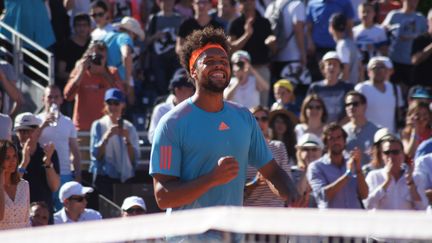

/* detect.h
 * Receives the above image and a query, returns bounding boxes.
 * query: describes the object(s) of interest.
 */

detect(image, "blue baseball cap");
[104,88,125,102]
[409,86,432,99]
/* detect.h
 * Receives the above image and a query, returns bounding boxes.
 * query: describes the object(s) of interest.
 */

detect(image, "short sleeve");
[247,112,273,169]
[117,33,133,49]
[149,117,182,177]
[291,2,306,23]
[337,41,351,64]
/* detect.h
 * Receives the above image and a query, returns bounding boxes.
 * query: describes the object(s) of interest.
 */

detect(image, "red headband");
[189,43,227,73]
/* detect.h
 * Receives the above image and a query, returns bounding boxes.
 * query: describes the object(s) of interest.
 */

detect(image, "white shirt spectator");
[91,23,115,40]
[54,208,102,224]
[266,0,306,62]
[354,80,403,133]
[148,95,175,143]
[364,168,428,210]
[414,154,432,193]
[353,24,388,58]
[224,76,260,109]
[37,113,78,176]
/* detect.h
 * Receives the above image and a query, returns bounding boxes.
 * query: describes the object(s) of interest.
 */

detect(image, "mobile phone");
[117,117,124,129]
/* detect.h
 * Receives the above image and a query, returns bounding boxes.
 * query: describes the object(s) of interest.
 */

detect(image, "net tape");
[0,207,431,243]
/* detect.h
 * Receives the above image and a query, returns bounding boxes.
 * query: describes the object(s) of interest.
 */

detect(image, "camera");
[90,53,103,65]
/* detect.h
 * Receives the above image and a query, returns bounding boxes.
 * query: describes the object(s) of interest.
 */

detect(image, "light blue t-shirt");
[150,98,273,211]
[103,32,133,80]
[382,10,427,64]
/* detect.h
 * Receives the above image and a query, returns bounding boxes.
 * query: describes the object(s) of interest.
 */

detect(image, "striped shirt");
[244,140,293,207]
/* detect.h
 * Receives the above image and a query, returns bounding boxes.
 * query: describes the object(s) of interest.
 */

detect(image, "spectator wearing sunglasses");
[89,89,139,200]
[224,50,269,109]
[294,94,327,141]
[121,196,146,217]
[291,133,324,208]
[90,0,115,41]
[343,91,379,166]
[54,181,102,224]
[363,135,428,210]
[244,106,293,207]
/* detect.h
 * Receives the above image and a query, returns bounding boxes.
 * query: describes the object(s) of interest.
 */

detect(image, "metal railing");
[0,21,54,113]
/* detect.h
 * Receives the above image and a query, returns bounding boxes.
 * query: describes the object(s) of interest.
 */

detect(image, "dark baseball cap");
[169,68,194,90]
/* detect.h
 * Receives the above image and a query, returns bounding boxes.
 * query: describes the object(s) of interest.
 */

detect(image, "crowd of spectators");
[0,0,432,233]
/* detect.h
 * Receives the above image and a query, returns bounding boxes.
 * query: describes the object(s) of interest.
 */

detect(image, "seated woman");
[291,133,324,208]
[269,109,298,160]
[244,106,292,207]
[89,88,140,200]
[270,79,299,116]
[363,128,393,176]
[0,140,30,230]
[294,94,327,141]
[401,101,432,160]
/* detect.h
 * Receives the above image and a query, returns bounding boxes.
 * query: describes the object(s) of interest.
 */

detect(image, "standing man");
[307,123,369,209]
[343,91,379,166]
[229,0,274,105]
[355,57,404,133]
[382,0,427,88]
[37,85,81,210]
[411,9,432,87]
[103,16,145,104]
[150,27,299,217]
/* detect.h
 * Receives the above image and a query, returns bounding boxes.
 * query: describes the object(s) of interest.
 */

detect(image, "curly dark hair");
[178,27,230,76]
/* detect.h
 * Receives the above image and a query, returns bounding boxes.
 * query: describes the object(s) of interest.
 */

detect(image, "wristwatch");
[44,164,53,169]
[344,169,352,177]
[18,167,27,174]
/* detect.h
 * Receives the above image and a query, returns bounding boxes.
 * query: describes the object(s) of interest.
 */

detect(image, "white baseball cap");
[59,181,94,202]
[322,51,341,62]
[14,112,42,131]
[296,133,324,150]
[367,56,392,70]
[373,128,394,144]
[121,196,147,211]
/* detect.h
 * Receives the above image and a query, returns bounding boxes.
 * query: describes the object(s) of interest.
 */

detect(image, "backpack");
[265,0,298,51]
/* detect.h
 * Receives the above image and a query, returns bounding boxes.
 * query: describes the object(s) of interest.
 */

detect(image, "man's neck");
[372,79,386,91]
[329,153,344,167]
[196,14,211,26]
[324,78,338,86]
[362,21,373,29]
[192,92,224,113]
[65,209,81,222]
[351,116,367,128]
[72,35,89,46]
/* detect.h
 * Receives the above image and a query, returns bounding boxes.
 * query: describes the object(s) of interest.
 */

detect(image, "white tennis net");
[0,207,431,242]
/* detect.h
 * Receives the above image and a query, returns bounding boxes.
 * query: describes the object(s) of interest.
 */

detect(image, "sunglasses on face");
[255,116,269,122]
[345,101,362,108]
[106,100,121,106]
[307,105,322,110]
[91,12,105,18]
[382,149,401,156]
[125,207,145,214]
[68,196,86,202]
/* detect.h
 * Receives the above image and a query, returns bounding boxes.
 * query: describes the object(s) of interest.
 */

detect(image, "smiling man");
[150,27,299,218]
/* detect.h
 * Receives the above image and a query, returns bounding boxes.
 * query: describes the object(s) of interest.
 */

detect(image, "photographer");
[89,89,139,200]
[64,41,124,132]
